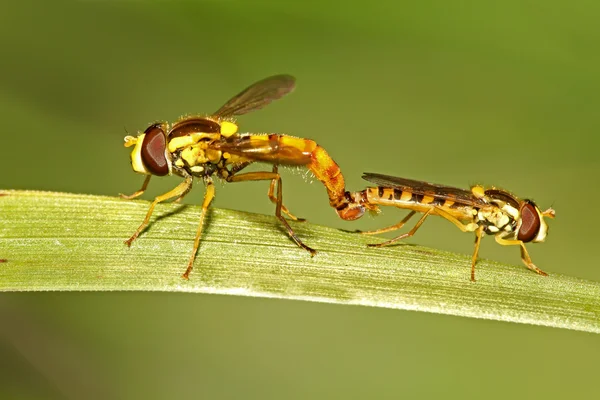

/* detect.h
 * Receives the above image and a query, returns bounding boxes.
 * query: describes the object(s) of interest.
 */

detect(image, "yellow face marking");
[220,121,238,138]
[127,134,149,175]
[190,165,204,173]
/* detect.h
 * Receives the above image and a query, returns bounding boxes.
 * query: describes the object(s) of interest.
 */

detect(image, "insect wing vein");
[362,172,487,206]
[216,137,312,166]
[213,75,296,118]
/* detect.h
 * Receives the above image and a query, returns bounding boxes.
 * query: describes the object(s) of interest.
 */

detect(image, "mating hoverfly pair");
[122,75,555,281]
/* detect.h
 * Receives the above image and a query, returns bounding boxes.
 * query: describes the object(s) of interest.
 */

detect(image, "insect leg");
[367,208,433,247]
[520,245,548,276]
[125,176,193,247]
[173,175,199,204]
[182,177,216,280]
[360,211,417,235]
[494,236,548,276]
[227,161,253,176]
[267,165,304,221]
[227,171,316,255]
[470,225,485,282]
[432,207,479,233]
[120,175,152,200]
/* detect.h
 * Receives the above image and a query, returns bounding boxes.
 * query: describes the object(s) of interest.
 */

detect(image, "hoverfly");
[348,173,555,281]
[122,75,365,279]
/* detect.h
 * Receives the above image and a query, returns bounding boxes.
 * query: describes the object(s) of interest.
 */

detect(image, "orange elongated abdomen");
[216,134,366,220]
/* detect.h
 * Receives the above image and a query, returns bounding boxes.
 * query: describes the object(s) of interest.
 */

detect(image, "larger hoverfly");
[122,75,365,279]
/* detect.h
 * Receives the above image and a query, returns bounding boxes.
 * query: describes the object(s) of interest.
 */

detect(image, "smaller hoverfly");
[350,173,555,281]
[122,75,364,279]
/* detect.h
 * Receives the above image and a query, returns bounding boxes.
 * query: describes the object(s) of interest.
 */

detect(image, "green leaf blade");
[1,190,599,333]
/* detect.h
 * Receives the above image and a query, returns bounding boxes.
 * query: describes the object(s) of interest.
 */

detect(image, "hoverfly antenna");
[124,136,137,147]
[542,206,556,219]
[542,199,556,219]
[123,126,138,147]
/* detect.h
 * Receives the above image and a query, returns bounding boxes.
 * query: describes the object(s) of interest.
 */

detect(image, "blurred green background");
[1,0,599,398]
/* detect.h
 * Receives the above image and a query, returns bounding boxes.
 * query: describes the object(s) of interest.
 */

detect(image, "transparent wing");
[213,75,296,118]
[362,172,487,206]
[215,136,312,166]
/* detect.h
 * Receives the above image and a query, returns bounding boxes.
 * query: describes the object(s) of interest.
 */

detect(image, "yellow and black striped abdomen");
[365,187,476,220]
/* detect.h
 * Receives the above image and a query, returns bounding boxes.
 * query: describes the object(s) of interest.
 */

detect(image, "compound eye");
[141,124,169,176]
[517,202,541,243]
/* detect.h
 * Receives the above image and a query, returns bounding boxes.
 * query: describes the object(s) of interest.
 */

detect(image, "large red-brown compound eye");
[141,124,169,176]
[517,201,541,243]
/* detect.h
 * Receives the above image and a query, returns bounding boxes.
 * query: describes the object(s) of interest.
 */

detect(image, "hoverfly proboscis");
[347,173,555,281]
[122,75,366,279]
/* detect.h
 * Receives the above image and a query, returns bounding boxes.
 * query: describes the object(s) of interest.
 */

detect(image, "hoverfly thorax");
[124,123,171,176]
[517,200,549,243]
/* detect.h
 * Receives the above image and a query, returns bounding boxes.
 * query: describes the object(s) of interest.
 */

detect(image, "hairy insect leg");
[125,177,193,247]
[495,236,548,276]
[470,225,485,282]
[267,165,304,221]
[360,211,417,235]
[120,175,152,200]
[367,209,433,248]
[227,170,316,255]
[182,178,216,280]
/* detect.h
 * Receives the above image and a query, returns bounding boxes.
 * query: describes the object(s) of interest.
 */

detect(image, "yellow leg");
[361,211,417,235]
[120,175,151,200]
[495,236,548,276]
[267,165,304,221]
[433,207,479,233]
[367,209,433,248]
[182,178,216,280]
[470,225,485,282]
[173,182,195,204]
[172,179,194,204]
[125,177,193,247]
[228,170,316,255]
